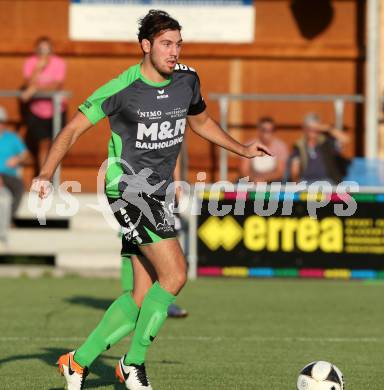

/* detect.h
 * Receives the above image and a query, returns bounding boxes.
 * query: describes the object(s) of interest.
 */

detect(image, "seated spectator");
[290,113,350,184]
[21,36,66,176]
[0,106,28,220]
[239,116,289,183]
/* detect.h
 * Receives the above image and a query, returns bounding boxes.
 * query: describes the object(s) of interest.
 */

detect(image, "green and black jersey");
[79,63,206,197]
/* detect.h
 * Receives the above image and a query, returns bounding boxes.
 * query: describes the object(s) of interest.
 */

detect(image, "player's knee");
[159,268,187,295]
[174,269,187,291]
[175,259,188,288]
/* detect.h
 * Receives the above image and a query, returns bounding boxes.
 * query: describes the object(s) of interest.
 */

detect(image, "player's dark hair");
[138,10,182,43]
[258,116,275,128]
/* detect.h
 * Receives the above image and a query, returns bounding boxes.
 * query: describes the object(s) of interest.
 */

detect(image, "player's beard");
[150,53,175,78]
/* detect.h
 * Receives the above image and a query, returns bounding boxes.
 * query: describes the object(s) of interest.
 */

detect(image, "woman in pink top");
[21,37,66,176]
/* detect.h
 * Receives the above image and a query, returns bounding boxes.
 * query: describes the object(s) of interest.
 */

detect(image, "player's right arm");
[31,69,131,198]
[31,112,93,198]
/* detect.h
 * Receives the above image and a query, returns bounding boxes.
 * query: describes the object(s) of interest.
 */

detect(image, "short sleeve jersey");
[79,63,206,198]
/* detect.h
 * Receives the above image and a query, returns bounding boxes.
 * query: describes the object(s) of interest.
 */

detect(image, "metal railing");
[209,93,365,181]
[0,90,71,188]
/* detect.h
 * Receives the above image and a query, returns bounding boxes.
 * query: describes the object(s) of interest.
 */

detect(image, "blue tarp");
[344,158,384,186]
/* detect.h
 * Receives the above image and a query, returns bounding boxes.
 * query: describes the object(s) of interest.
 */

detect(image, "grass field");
[0,276,383,389]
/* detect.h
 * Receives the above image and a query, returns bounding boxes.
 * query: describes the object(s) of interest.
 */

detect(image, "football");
[297,361,345,390]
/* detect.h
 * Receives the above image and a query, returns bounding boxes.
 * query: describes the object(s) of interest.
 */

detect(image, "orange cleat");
[57,351,89,390]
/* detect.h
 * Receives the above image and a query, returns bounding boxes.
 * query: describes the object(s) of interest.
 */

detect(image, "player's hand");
[244,142,272,159]
[6,156,20,168]
[31,176,53,199]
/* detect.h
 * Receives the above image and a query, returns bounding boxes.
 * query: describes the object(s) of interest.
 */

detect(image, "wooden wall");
[379,0,384,158]
[0,0,365,190]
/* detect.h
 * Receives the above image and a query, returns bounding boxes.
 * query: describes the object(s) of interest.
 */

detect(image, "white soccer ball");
[297,361,345,390]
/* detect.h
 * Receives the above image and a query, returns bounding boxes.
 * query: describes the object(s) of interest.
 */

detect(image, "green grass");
[0,276,383,389]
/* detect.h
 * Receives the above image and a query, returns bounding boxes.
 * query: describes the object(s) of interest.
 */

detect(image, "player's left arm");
[187,110,271,159]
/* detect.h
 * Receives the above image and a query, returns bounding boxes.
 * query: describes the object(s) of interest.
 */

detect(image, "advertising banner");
[197,192,384,279]
[69,0,255,43]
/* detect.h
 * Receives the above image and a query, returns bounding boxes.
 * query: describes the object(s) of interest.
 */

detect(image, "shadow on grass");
[65,296,189,320]
[0,346,183,389]
[66,296,112,311]
[0,347,122,389]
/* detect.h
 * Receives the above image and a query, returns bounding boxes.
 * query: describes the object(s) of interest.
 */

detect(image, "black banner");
[197,198,384,270]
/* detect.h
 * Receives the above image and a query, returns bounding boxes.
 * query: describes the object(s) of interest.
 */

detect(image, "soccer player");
[31,10,270,390]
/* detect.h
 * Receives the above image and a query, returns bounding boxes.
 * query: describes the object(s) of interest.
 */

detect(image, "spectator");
[21,36,66,176]
[290,113,350,184]
[0,106,28,220]
[239,116,289,183]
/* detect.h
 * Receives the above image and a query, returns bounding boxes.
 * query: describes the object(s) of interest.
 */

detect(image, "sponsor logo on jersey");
[136,137,184,150]
[165,107,188,118]
[157,89,169,99]
[137,109,162,120]
[136,118,186,150]
[137,119,186,141]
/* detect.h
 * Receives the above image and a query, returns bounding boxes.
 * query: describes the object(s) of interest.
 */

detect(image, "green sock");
[124,282,176,365]
[74,292,139,367]
[121,256,134,292]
